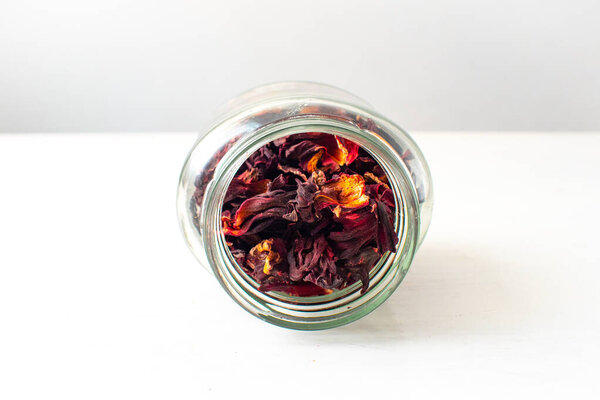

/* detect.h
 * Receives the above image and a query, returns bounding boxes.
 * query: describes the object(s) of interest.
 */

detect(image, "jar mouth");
[198,115,421,330]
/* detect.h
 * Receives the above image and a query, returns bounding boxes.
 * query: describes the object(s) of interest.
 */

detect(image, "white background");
[0,132,599,398]
[1,0,599,132]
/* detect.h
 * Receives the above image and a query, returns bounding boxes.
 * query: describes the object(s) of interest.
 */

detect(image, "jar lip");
[215,81,373,124]
[194,114,421,330]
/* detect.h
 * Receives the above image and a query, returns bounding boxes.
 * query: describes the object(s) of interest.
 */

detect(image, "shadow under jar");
[177,82,433,330]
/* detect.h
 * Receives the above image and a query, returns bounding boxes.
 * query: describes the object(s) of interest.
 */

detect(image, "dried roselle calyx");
[343,247,381,294]
[314,174,370,211]
[221,132,398,296]
[222,190,296,236]
[294,175,320,223]
[328,206,378,259]
[223,168,270,204]
[287,235,342,287]
[245,238,287,280]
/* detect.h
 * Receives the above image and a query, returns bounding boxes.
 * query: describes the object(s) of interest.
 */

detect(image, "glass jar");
[177,82,432,330]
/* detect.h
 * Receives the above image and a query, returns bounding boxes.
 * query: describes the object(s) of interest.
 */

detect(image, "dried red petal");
[243,146,278,176]
[288,236,328,281]
[246,238,287,280]
[341,138,359,164]
[229,248,246,268]
[367,183,396,210]
[226,190,294,229]
[344,247,381,294]
[314,174,370,210]
[295,177,320,223]
[224,178,270,204]
[277,164,308,181]
[303,245,343,289]
[222,206,291,237]
[329,205,378,259]
[287,236,343,289]
[300,134,357,172]
[285,140,326,173]
[374,200,397,254]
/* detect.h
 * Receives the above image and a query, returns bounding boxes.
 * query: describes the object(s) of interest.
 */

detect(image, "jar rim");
[192,114,421,330]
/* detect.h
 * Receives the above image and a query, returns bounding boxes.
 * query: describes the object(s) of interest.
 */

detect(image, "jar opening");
[219,130,401,304]
[194,115,420,329]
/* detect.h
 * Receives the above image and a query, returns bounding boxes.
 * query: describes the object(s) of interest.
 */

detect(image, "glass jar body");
[177,82,432,330]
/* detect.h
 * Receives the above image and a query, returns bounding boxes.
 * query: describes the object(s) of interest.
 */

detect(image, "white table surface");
[0,132,599,399]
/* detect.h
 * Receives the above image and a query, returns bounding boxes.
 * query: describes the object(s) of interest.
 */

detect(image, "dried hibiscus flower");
[221,132,398,296]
